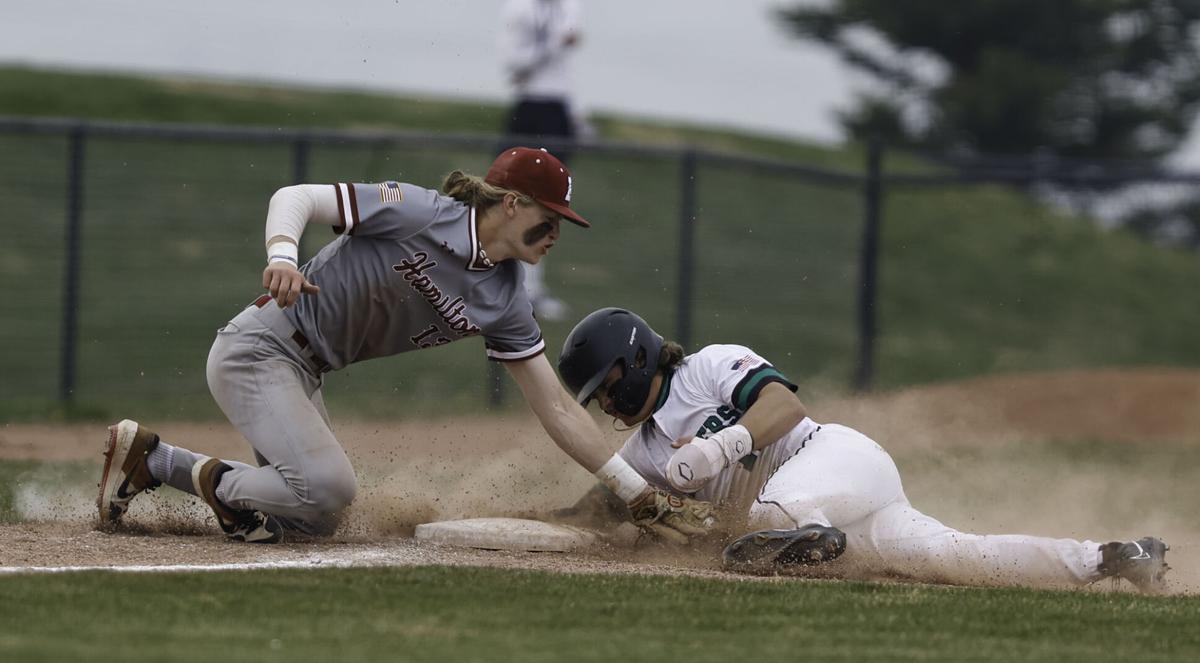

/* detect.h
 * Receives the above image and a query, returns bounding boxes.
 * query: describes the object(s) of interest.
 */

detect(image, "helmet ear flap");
[612,346,658,416]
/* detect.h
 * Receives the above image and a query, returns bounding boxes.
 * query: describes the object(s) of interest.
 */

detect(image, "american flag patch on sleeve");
[378,181,404,204]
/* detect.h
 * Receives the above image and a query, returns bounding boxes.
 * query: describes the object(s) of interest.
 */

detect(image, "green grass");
[878,186,1200,386]
[2,65,1199,420]
[0,66,879,169]
[0,67,505,135]
[0,565,1196,663]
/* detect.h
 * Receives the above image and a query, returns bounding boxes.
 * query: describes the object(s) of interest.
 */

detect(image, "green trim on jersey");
[731,366,796,412]
[651,370,674,413]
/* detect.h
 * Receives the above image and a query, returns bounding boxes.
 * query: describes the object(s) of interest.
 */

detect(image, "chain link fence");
[2,117,1197,421]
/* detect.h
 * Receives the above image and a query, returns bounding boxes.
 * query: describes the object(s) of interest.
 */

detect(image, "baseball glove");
[628,488,718,545]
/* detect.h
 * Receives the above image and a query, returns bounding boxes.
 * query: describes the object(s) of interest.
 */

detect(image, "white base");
[414,517,598,552]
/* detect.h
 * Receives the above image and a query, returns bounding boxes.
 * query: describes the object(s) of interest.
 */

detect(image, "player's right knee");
[302,465,358,514]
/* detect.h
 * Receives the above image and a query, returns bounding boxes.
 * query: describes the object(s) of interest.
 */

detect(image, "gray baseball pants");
[157,298,356,536]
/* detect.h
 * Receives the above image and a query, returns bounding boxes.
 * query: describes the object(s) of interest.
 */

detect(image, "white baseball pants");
[747,424,1103,588]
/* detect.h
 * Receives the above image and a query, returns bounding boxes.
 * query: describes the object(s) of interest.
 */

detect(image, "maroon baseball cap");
[484,147,590,228]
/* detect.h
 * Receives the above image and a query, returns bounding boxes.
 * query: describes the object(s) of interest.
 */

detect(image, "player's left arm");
[735,383,807,451]
[665,354,804,493]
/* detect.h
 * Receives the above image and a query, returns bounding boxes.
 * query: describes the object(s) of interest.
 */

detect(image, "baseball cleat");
[192,458,282,544]
[722,524,847,573]
[97,419,162,524]
[1098,537,1170,594]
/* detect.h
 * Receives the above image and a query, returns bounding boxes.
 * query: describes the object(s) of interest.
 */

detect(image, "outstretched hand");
[262,262,320,308]
[627,487,719,545]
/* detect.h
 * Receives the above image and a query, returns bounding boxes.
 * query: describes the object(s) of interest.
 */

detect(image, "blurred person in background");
[498,0,584,322]
[97,148,715,546]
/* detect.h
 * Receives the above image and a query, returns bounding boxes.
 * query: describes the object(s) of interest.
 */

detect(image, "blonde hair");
[441,170,532,211]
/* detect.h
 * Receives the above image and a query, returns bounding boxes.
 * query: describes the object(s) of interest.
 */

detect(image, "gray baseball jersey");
[283,181,545,370]
[140,180,545,538]
[618,344,813,506]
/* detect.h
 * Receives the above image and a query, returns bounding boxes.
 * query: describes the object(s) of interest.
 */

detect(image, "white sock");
[146,442,175,483]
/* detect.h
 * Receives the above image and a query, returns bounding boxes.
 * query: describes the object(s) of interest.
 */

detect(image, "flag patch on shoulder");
[379,181,404,203]
[731,355,754,371]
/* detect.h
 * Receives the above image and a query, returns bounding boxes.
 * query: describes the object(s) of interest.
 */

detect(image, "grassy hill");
[1,65,1198,421]
[0,66,866,168]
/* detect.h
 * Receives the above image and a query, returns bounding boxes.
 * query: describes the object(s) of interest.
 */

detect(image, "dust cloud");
[1,368,1196,593]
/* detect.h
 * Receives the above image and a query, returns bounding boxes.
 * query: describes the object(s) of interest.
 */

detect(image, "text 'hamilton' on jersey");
[282,181,545,370]
[618,344,817,506]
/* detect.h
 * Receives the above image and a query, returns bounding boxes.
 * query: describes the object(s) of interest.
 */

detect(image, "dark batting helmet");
[557,307,664,417]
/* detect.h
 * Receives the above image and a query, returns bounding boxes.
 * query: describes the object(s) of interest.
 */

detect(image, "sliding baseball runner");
[557,307,1171,593]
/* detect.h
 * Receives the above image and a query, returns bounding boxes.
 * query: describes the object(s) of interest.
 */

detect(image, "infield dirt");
[2,367,1197,594]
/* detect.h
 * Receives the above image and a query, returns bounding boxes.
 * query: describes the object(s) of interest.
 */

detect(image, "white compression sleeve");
[263,184,342,249]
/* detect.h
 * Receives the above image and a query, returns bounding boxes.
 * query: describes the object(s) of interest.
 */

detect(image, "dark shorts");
[503,98,575,163]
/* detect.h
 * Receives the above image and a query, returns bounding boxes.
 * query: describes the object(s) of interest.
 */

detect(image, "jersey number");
[410,323,452,349]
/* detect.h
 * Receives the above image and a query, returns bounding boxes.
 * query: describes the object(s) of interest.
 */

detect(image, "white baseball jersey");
[501,0,581,99]
[617,345,1108,590]
[618,344,817,507]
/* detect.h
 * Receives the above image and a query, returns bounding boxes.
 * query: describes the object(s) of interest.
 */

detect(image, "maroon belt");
[252,294,327,371]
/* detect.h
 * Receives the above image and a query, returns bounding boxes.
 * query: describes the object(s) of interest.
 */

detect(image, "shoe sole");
[97,420,138,524]
[723,525,846,571]
[229,520,284,544]
[1129,537,1171,594]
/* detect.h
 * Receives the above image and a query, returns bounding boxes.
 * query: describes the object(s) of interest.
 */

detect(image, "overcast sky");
[6,0,1200,163]
[0,0,859,143]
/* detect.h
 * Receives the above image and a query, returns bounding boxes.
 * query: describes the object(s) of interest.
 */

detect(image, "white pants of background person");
[523,262,567,321]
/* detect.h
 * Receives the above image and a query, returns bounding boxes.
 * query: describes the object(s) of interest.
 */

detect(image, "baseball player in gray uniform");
[97,148,715,543]
[557,308,1172,593]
